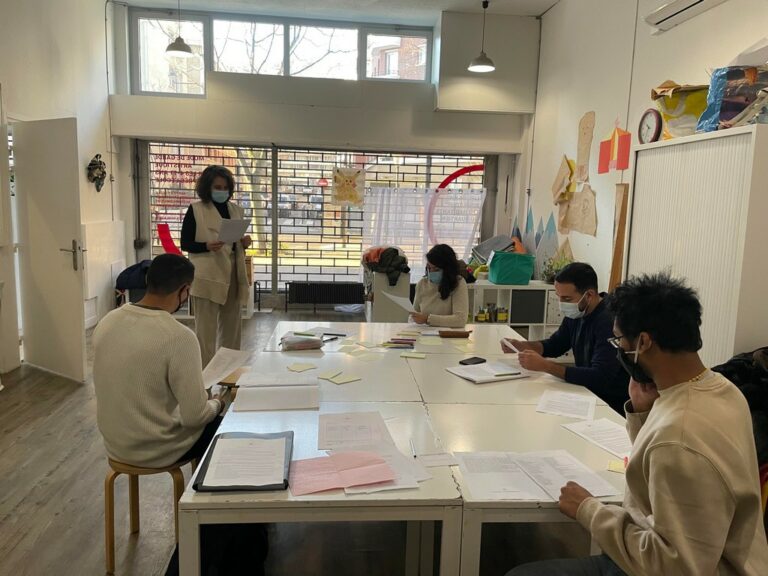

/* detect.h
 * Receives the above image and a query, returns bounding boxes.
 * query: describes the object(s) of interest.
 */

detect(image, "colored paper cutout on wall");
[551,155,573,204]
[598,126,631,174]
[576,112,596,183]
[535,213,560,279]
[332,167,365,206]
[558,184,598,237]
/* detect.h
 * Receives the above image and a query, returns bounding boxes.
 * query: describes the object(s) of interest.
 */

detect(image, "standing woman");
[411,244,469,328]
[181,165,251,366]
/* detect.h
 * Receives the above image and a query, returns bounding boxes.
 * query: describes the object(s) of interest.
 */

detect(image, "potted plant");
[542,253,573,284]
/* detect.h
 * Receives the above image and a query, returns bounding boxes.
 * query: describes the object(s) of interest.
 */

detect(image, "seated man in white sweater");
[507,272,768,575]
[94,253,225,468]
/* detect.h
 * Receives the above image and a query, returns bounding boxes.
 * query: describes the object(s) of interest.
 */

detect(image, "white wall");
[0,0,127,372]
[436,12,540,114]
[522,0,768,289]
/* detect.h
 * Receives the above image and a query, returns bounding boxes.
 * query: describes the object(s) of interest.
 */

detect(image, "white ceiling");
[126,0,559,26]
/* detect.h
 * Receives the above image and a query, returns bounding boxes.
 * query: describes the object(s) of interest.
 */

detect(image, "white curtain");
[363,187,486,282]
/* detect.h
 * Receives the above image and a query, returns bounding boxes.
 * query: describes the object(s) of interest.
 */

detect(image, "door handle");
[59,239,79,271]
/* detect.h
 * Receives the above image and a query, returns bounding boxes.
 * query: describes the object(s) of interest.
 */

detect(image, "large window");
[131,9,431,95]
[147,143,483,290]
[136,17,205,95]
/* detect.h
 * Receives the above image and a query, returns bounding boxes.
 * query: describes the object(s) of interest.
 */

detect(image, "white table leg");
[420,521,435,576]
[439,506,462,576]
[459,508,483,576]
[405,521,421,576]
[179,510,200,576]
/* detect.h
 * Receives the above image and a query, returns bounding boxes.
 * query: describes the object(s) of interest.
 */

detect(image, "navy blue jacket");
[541,296,629,414]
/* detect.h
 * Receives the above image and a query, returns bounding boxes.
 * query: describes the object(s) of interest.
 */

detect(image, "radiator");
[285,282,364,312]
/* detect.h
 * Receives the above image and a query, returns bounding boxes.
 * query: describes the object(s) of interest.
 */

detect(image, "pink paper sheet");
[289,452,395,496]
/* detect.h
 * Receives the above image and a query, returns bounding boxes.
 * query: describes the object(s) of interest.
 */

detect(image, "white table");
[237,350,422,402]
[179,402,463,576]
[408,354,608,406]
[427,403,626,576]
[263,321,523,355]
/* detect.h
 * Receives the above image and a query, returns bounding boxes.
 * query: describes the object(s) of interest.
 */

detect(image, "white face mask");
[559,292,588,319]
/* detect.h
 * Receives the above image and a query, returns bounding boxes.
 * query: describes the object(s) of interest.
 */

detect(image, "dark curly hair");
[555,262,598,293]
[426,244,460,300]
[607,272,702,353]
[195,165,235,203]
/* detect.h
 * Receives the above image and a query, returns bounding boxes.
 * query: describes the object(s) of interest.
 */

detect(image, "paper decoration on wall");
[609,183,630,291]
[332,167,365,206]
[512,216,521,241]
[576,112,596,183]
[522,207,536,254]
[535,213,560,279]
[598,125,631,174]
[535,217,544,248]
[556,237,574,262]
[558,183,598,236]
[551,155,573,204]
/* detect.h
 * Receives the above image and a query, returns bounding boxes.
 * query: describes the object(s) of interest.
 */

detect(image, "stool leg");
[129,474,140,534]
[105,469,121,575]
[170,468,185,543]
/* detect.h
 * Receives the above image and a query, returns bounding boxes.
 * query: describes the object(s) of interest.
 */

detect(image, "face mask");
[427,270,443,285]
[175,286,189,314]
[616,341,655,385]
[559,292,587,319]
[211,189,230,204]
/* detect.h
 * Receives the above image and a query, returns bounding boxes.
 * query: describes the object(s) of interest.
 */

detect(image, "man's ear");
[637,331,653,354]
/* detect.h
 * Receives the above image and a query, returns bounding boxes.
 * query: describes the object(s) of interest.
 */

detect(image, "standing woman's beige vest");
[188,200,249,305]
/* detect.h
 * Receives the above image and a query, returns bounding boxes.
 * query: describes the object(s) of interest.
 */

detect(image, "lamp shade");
[166,36,193,58]
[467,51,495,73]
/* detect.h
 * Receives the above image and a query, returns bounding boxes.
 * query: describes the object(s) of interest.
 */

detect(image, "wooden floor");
[0,308,587,576]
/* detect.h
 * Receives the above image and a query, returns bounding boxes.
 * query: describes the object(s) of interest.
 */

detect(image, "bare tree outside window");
[213,20,284,75]
[289,26,358,80]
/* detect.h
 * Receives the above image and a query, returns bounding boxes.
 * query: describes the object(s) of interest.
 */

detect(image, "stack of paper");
[289,451,396,496]
[446,362,527,384]
[238,372,316,387]
[335,442,432,494]
[455,449,621,501]
[202,347,250,389]
[317,370,361,385]
[536,390,596,420]
[234,385,320,411]
[318,412,395,449]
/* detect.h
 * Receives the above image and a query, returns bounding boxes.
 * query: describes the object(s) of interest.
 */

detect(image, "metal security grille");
[148,142,483,290]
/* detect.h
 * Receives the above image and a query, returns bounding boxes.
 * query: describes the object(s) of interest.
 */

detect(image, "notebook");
[193,431,294,492]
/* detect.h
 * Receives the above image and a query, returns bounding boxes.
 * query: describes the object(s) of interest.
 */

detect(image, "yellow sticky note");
[401,352,427,359]
[330,373,361,385]
[398,331,421,337]
[287,363,316,373]
[318,369,343,381]
[348,348,370,357]
[356,341,378,349]
[338,345,358,353]
[607,460,626,474]
[418,337,443,346]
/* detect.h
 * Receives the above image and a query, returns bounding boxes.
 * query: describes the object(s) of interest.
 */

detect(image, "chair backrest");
[157,223,183,255]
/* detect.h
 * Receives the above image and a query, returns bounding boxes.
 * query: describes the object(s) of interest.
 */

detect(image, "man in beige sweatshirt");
[507,272,768,575]
[94,254,225,468]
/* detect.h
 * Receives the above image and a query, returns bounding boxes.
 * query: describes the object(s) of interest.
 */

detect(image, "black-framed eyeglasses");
[607,335,624,349]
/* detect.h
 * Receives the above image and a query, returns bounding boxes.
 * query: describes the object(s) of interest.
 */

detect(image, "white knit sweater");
[93,305,220,467]
[412,276,469,328]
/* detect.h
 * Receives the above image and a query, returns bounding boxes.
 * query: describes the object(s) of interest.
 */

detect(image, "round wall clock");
[638,108,663,144]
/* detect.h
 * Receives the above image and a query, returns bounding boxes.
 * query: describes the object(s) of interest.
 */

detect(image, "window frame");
[129,7,433,95]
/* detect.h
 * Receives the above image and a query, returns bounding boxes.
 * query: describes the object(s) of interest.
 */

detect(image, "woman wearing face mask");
[181,165,252,366]
[411,244,469,328]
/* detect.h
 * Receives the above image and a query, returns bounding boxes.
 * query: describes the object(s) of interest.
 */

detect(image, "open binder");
[193,431,294,492]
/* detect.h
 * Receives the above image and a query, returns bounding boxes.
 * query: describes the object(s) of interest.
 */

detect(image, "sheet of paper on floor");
[318,411,394,449]
[563,418,632,459]
[536,390,596,420]
[202,347,250,389]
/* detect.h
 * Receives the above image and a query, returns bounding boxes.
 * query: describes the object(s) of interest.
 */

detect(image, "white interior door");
[14,118,86,382]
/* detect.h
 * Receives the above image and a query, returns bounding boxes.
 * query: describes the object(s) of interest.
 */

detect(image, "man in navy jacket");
[502,263,629,414]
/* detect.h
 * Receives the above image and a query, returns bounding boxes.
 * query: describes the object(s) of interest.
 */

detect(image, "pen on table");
[503,338,519,353]
[409,438,417,459]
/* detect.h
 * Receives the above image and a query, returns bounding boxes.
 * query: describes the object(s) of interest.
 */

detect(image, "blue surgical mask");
[559,292,587,319]
[427,270,443,284]
[211,189,230,204]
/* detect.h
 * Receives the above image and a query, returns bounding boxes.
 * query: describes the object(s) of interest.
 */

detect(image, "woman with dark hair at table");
[411,244,468,328]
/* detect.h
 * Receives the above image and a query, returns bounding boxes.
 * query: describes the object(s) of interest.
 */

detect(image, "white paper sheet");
[203,437,286,487]
[563,418,632,459]
[217,218,250,243]
[455,452,551,501]
[233,385,319,411]
[536,390,596,420]
[335,442,430,494]
[318,411,394,449]
[446,363,526,384]
[237,372,317,387]
[202,347,250,390]
[382,292,415,313]
[514,450,620,499]
[417,453,459,468]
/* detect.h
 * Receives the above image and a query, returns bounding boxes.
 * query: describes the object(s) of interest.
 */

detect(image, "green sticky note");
[330,373,361,385]
[287,363,316,373]
[401,352,427,360]
[318,369,343,381]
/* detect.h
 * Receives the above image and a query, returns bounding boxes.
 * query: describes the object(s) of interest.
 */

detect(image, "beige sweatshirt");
[93,305,220,468]
[413,276,469,328]
[577,371,768,575]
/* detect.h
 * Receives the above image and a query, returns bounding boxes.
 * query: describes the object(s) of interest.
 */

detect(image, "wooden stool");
[104,458,193,574]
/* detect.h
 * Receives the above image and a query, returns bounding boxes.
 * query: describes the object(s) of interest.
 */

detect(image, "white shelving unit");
[467,280,563,341]
[627,125,768,366]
